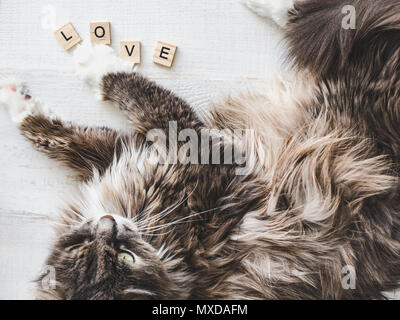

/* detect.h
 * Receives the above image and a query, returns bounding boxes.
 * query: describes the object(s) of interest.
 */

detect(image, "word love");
[54,22,177,67]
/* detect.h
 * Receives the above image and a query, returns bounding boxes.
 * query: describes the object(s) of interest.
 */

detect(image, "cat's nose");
[96,215,117,238]
[101,215,115,221]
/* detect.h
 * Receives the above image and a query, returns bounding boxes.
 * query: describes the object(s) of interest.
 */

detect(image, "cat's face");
[37,215,178,300]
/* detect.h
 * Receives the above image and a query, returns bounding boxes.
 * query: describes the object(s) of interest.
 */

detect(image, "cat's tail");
[244,0,400,79]
[284,0,400,79]
[278,0,400,162]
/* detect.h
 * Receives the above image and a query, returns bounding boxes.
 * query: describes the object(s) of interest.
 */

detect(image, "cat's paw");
[73,42,132,98]
[242,0,294,27]
[0,78,42,123]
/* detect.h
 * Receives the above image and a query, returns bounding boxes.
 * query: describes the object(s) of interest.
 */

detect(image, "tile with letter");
[90,22,111,45]
[54,22,81,51]
[153,41,177,67]
[120,41,141,64]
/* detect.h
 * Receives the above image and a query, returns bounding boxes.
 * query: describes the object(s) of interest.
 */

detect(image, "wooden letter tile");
[54,22,81,51]
[120,41,141,64]
[153,41,177,67]
[90,22,111,45]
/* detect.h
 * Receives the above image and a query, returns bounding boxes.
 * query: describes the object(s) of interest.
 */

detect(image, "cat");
[1,0,400,299]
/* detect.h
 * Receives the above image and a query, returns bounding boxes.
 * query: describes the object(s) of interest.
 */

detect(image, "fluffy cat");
[1,0,400,299]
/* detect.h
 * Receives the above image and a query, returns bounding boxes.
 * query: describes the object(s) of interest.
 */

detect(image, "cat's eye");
[118,251,135,264]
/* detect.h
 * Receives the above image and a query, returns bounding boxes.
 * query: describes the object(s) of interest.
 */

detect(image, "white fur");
[65,144,161,223]
[243,0,294,27]
[73,42,133,99]
[0,77,43,123]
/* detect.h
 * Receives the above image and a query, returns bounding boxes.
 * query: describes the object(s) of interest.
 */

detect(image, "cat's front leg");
[0,78,128,180]
[73,42,203,143]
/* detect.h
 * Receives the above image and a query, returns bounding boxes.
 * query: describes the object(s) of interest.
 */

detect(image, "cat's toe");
[242,0,294,27]
[0,78,42,123]
[73,41,132,97]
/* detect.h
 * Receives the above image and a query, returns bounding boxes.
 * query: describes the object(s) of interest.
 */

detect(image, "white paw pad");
[243,0,294,27]
[73,42,132,91]
[0,79,42,123]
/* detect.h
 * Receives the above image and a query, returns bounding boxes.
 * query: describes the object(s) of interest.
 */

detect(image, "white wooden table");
[0,0,398,299]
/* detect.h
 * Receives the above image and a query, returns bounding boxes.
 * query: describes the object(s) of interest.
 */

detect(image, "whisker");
[141,205,224,235]
[136,180,199,228]
[137,230,175,237]
[122,288,156,297]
